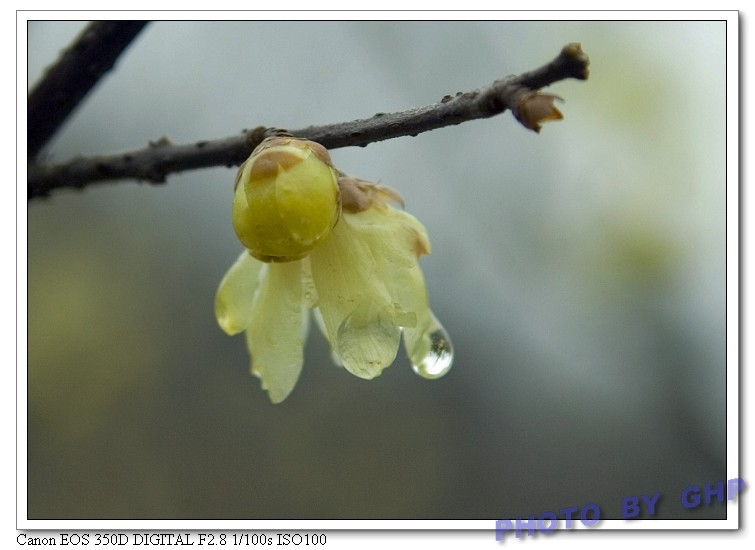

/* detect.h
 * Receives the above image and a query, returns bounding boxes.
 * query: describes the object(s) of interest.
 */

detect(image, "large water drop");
[412,324,454,380]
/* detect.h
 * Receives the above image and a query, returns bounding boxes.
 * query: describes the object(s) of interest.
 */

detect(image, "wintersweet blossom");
[215,137,452,403]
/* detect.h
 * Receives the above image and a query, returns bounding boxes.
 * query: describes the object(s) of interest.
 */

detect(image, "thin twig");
[27,43,589,200]
[27,21,150,160]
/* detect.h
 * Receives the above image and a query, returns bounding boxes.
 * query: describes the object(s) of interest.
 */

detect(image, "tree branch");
[27,43,589,200]
[27,21,149,160]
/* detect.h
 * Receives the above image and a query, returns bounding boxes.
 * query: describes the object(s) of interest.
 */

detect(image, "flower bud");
[513,91,564,133]
[232,137,340,262]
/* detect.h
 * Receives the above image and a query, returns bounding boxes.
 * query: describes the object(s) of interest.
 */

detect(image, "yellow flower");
[215,138,453,403]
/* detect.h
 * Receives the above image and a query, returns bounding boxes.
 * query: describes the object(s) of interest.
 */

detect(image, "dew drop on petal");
[336,304,400,379]
[412,325,454,379]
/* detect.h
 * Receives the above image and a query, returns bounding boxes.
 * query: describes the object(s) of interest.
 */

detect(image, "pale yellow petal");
[299,257,319,309]
[344,208,430,329]
[214,250,264,335]
[336,300,401,379]
[309,218,400,379]
[393,265,454,379]
[398,258,453,379]
[349,208,454,379]
[246,260,306,403]
[344,207,431,267]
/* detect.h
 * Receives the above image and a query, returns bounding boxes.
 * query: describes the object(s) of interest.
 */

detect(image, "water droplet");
[337,304,400,379]
[412,325,454,380]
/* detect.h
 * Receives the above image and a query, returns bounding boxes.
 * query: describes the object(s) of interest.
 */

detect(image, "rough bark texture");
[28,21,149,160]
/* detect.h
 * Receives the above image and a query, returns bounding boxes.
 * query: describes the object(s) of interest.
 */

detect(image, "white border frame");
[15,10,740,536]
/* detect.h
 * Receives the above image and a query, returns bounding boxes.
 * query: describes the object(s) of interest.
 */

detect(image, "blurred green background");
[27,21,726,520]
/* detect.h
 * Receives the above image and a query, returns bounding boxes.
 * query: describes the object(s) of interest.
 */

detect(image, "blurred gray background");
[27,21,726,520]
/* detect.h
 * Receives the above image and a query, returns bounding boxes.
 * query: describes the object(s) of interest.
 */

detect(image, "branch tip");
[560,42,590,80]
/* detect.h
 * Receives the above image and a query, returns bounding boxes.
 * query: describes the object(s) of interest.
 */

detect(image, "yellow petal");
[395,267,454,380]
[309,216,400,379]
[341,207,430,330]
[371,259,453,378]
[336,300,401,379]
[246,260,306,403]
[299,257,319,309]
[344,206,431,266]
[344,206,453,379]
[214,250,264,335]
